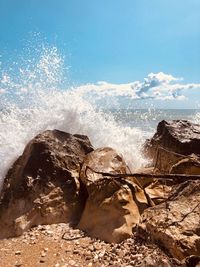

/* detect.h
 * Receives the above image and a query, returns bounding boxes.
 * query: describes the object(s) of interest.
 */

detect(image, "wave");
[0,45,148,190]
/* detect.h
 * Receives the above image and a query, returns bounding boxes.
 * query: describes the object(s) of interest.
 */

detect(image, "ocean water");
[108,109,200,132]
[0,46,200,190]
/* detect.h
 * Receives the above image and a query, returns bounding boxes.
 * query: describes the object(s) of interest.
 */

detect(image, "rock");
[185,255,200,267]
[68,259,76,266]
[170,156,200,175]
[145,181,172,205]
[143,255,156,267]
[139,181,200,260]
[78,147,149,243]
[144,120,200,172]
[80,147,129,187]
[41,251,46,257]
[0,130,93,239]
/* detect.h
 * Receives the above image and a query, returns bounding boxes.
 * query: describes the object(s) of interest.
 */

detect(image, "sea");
[0,46,200,190]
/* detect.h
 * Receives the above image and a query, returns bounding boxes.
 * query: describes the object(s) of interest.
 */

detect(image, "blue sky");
[0,0,200,108]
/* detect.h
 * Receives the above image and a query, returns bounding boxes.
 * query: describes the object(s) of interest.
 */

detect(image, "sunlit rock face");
[78,147,149,243]
[139,181,200,260]
[0,130,93,239]
[144,120,200,172]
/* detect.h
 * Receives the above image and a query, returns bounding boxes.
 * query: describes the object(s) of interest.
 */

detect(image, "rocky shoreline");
[0,120,200,267]
[0,223,183,267]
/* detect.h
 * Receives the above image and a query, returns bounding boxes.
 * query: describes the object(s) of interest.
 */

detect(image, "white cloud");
[75,72,200,101]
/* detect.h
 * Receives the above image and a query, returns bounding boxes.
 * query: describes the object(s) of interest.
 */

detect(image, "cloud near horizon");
[1,71,200,103]
[75,72,200,101]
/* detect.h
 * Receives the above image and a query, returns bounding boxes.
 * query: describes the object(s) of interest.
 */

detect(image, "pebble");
[68,259,76,266]
[41,251,46,257]
[88,245,94,251]
[0,223,179,267]
[93,243,102,250]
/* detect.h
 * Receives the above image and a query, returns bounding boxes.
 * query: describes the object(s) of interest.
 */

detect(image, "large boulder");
[78,147,149,243]
[0,130,93,239]
[144,120,200,172]
[139,181,200,260]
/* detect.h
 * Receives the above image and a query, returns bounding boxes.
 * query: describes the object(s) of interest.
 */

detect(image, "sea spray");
[0,45,148,190]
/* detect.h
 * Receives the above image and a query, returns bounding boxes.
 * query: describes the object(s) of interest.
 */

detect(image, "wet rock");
[139,181,200,260]
[78,147,149,243]
[144,120,200,172]
[0,130,93,239]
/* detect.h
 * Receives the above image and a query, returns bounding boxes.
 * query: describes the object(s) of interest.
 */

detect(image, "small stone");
[15,251,21,255]
[54,264,60,267]
[68,260,76,266]
[94,243,102,250]
[40,259,45,263]
[143,255,156,267]
[81,243,88,249]
[46,230,53,235]
[131,253,143,259]
[88,245,94,252]
[93,254,99,262]
[41,252,46,257]
[98,250,106,258]
[85,255,92,261]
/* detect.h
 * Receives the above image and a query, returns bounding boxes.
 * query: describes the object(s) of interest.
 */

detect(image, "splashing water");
[194,112,200,124]
[0,45,149,190]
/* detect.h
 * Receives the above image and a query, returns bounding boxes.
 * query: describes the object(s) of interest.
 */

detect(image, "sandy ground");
[0,223,183,267]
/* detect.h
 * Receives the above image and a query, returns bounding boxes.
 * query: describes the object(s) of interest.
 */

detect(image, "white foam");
[194,112,200,124]
[0,46,148,190]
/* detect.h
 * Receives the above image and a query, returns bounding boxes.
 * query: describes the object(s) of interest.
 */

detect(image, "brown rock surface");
[139,180,200,260]
[170,156,200,175]
[145,120,200,156]
[0,130,93,239]
[78,147,149,243]
[80,147,129,187]
[144,120,200,172]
